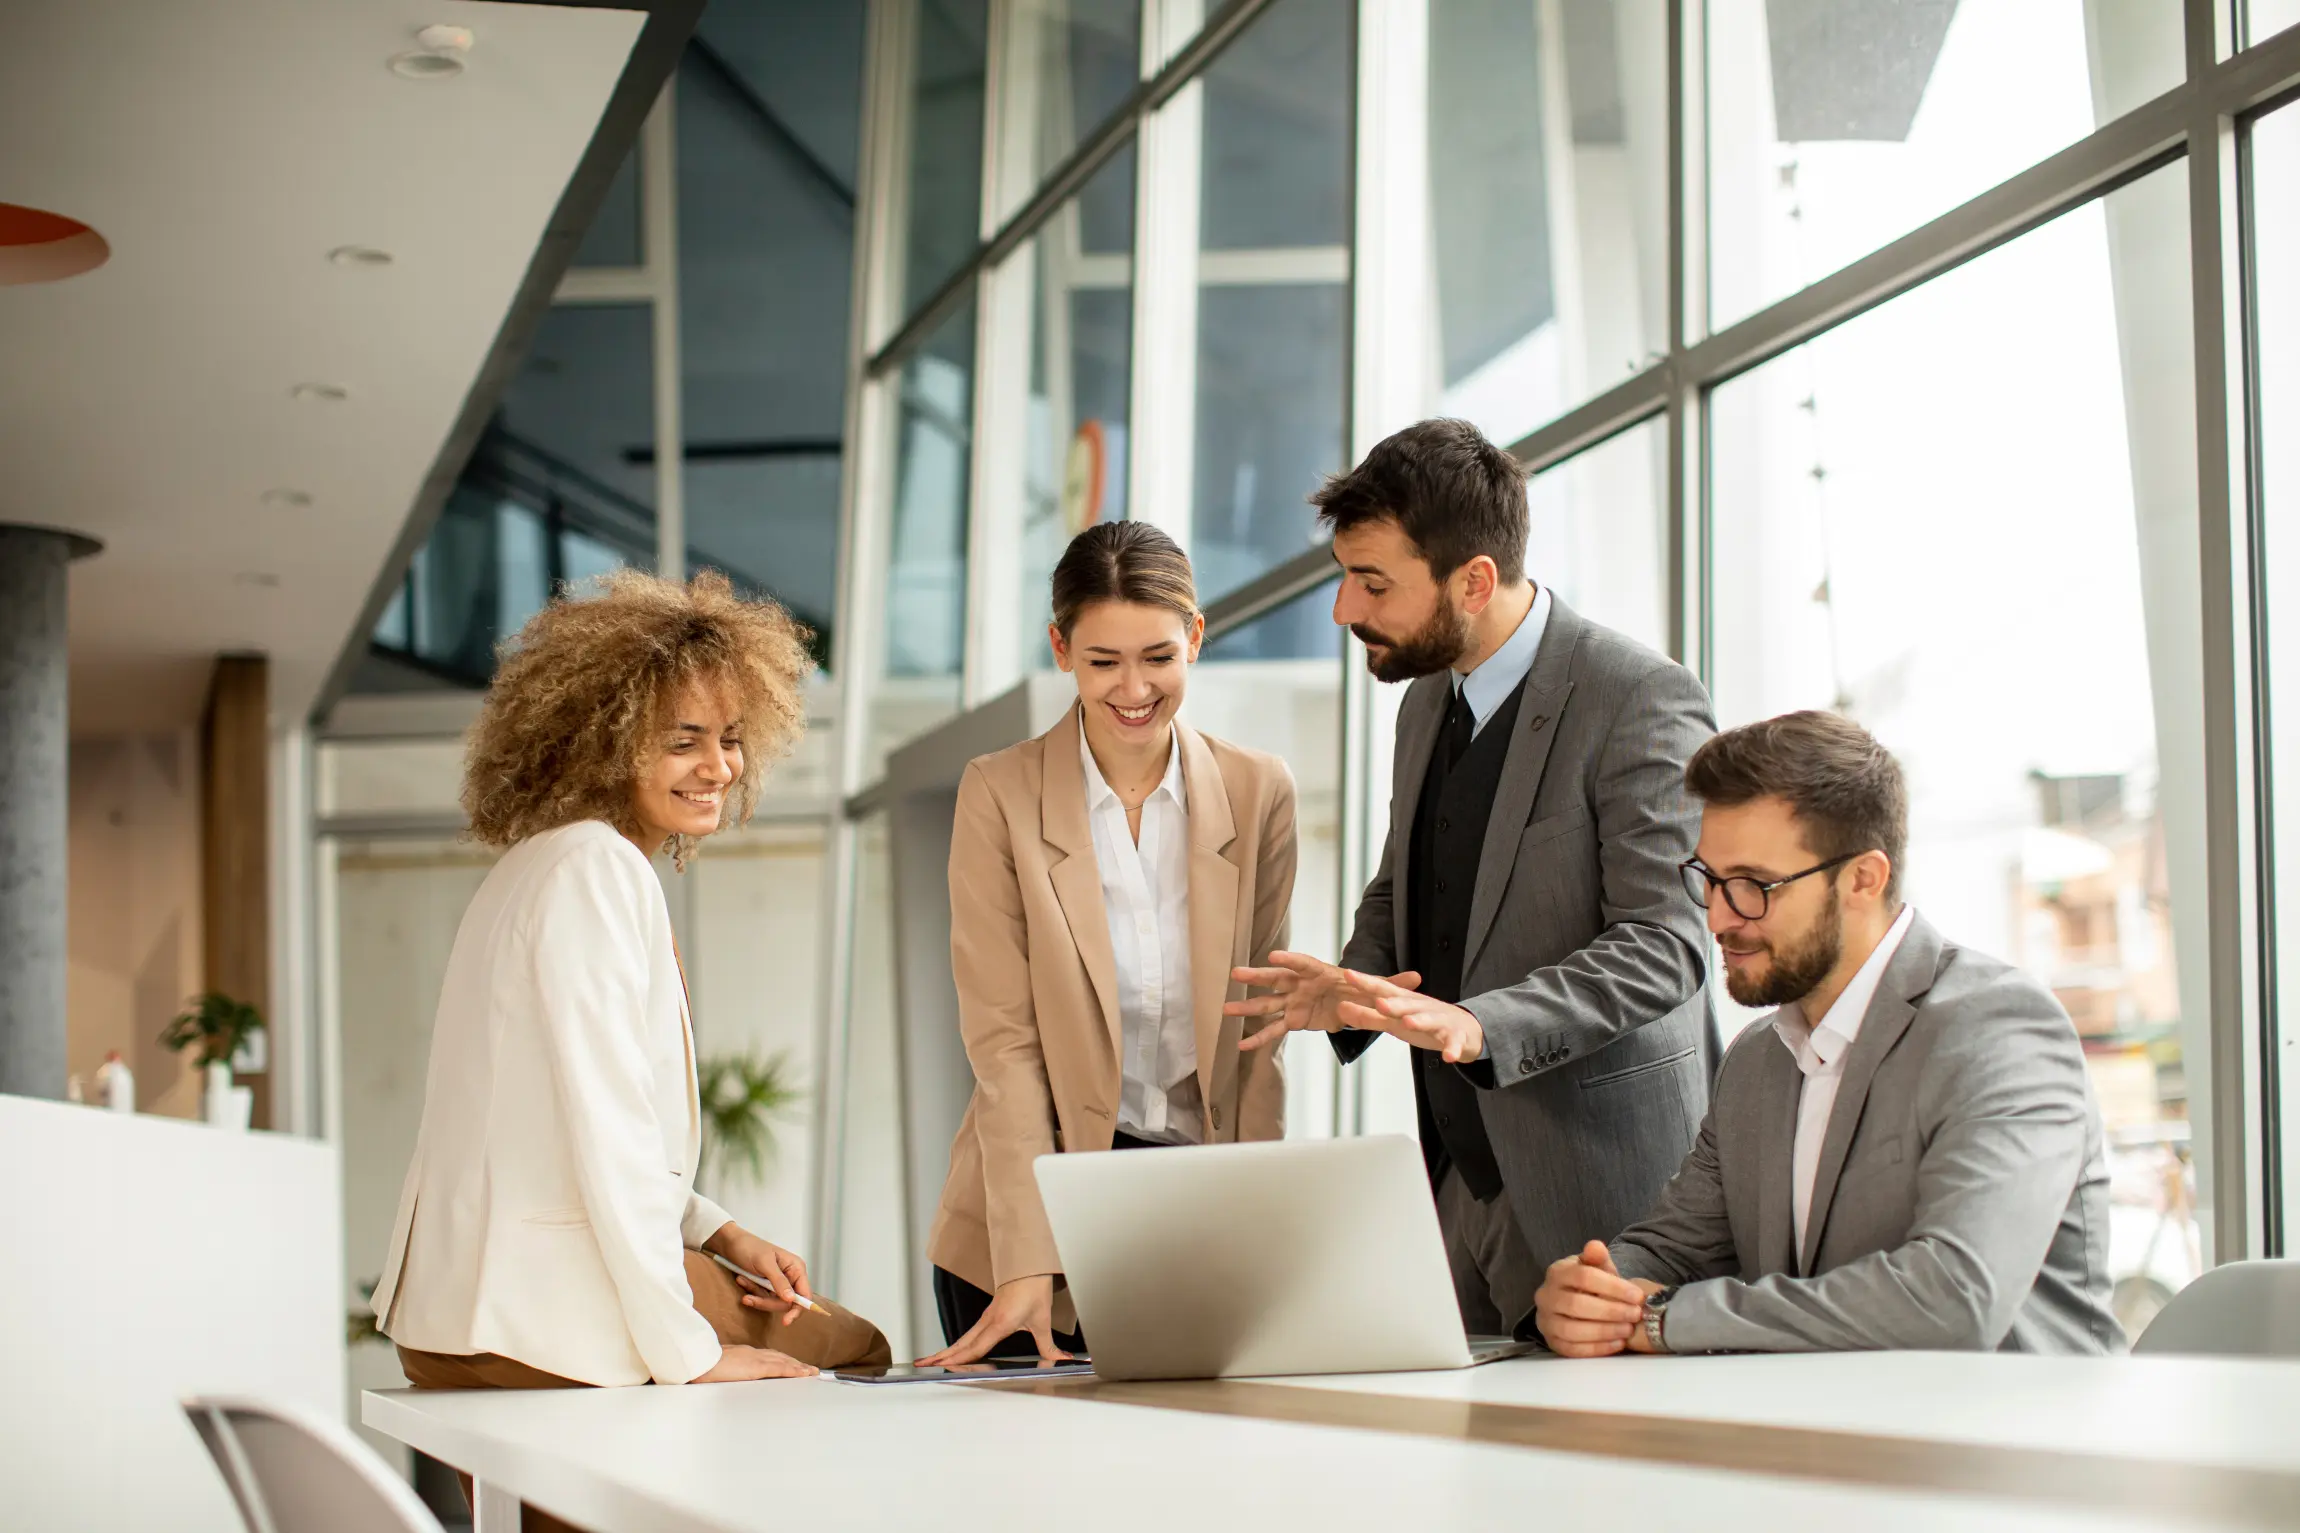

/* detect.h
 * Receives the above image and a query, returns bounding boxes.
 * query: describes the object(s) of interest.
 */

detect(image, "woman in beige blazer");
[373,571,888,1441]
[922,522,1299,1365]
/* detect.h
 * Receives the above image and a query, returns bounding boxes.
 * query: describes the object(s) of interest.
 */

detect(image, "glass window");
[1000,0,1142,216]
[1527,415,1668,653]
[572,146,642,268]
[365,305,657,689]
[687,822,829,1252]
[1186,0,1352,609]
[1018,148,1136,670]
[1427,0,1667,446]
[1195,579,1346,1136]
[1706,0,2182,332]
[1709,163,2207,1339]
[873,300,977,774]
[832,811,912,1358]
[2250,1,2300,46]
[897,0,992,317]
[677,20,866,666]
[2254,97,2300,1243]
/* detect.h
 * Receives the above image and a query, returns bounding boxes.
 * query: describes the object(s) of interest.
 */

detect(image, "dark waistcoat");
[1404,675,1528,1201]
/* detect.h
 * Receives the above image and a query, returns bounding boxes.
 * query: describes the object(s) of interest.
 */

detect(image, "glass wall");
[1706,0,2182,331]
[2257,94,2300,1237]
[1187,0,1352,607]
[1426,0,1666,442]
[897,0,992,313]
[1710,165,2207,1334]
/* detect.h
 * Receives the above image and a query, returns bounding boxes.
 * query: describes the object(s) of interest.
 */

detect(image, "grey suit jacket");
[1337,595,1718,1267]
[1611,912,2123,1355]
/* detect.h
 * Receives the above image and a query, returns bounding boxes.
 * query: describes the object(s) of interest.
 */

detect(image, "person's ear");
[1851,850,1892,904]
[1456,554,1499,616]
[1048,622,1073,673]
[1184,611,1205,663]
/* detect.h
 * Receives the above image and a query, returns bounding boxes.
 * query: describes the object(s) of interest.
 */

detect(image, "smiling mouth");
[1108,701,1158,726]
[673,789,722,809]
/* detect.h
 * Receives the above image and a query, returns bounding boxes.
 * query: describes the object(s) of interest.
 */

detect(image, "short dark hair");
[1685,711,1910,901]
[1310,418,1531,584]
[1049,520,1198,638]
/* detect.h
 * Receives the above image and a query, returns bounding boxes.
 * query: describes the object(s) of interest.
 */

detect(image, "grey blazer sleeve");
[1659,977,2096,1353]
[1331,826,1401,1065]
[1458,662,1713,1082]
[1608,1102,1741,1287]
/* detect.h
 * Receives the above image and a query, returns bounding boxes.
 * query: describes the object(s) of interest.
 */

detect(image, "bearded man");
[1532,710,2121,1356]
[1227,417,1718,1338]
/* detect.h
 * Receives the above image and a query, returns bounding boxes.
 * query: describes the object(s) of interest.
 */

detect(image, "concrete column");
[0,525,98,1099]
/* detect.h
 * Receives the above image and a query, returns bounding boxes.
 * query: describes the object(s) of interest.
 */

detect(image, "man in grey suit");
[1534,711,2121,1356]
[1230,418,1717,1336]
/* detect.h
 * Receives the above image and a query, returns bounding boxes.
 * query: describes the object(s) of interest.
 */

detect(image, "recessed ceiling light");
[389,50,464,79]
[261,489,313,509]
[328,245,393,268]
[291,382,349,404]
[233,572,282,589]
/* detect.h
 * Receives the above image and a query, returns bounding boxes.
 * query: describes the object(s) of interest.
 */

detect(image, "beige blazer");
[927,706,1298,1302]
[370,820,734,1387]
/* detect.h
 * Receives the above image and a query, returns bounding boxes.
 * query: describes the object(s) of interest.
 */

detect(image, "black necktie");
[1443,685,1476,768]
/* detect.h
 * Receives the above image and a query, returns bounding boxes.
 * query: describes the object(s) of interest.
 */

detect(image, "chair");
[183,1395,444,1533]
[2131,1259,2300,1358]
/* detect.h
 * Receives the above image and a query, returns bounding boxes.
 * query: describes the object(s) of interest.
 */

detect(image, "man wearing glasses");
[1534,710,2121,1356]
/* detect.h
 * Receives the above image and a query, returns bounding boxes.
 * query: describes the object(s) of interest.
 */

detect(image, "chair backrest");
[2132,1259,2300,1358]
[182,1396,442,1533]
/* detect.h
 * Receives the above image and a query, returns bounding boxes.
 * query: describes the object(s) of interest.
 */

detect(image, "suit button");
[1438,1114,1451,1128]
[1436,879,1448,894]
[1438,936,1452,952]
[1437,817,1450,833]
[1212,1106,1223,1130]
[1520,1059,1534,1075]
[1531,714,1550,731]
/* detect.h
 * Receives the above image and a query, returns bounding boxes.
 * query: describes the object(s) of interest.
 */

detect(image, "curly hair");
[462,568,814,868]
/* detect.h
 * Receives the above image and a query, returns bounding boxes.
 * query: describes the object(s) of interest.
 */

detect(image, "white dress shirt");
[1452,582,1553,735]
[1080,725,1201,1145]
[1774,901,1917,1262]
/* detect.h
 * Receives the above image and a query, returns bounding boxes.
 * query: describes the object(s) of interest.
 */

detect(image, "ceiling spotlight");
[291,382,350,404]
[390,23,473,79]
[261,489,314,509]
[328,245,393,268]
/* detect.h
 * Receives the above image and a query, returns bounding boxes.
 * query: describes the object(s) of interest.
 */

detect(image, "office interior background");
[11,0,2300,1504]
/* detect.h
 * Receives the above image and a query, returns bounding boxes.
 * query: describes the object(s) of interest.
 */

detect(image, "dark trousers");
[933,1129,1163,1353]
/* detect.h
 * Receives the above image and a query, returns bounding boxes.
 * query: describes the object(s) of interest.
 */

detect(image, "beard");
[1721,887,1844,1009]
[1352,593,1474,683]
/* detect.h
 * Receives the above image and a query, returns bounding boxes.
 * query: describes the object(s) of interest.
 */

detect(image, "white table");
[365,1352,2300,1532]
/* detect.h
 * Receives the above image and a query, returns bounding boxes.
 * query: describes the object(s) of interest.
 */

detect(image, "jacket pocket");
[1578,1046,1697,1092]
[521,1206,591,1229]
[1519,804,1593,847]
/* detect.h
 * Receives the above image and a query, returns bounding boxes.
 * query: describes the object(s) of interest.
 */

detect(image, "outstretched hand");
[1228,952,1423,1052]
[1335,969,1486,1063]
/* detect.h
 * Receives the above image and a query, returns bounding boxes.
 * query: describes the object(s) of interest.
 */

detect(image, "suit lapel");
[1463,595,1582,970]
[1041,705,1124,1060]
[1754,1033,1802,1276]
[1798,914,1944,1273]
[1387,677,1448,960]
[1178,725,1242,1133]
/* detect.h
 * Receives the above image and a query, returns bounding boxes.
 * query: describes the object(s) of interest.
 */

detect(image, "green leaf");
[159,992,267,1068]
[695,1049,805,1193]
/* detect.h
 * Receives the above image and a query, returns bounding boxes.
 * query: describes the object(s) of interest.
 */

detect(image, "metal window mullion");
[1667,0,1707,677]
[1128,0,1206,547]
[866,0,1282,379]
[2187,0,2271,1265]
[644,83,685,578]
[813,0,912,1279]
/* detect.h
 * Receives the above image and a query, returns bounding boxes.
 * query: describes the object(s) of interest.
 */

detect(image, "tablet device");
[832,1358,1093,1385]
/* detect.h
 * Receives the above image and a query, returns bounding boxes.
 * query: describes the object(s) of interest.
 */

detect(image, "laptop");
[1033,1134,1540,1381]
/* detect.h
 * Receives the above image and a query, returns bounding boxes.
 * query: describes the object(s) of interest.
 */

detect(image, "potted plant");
[696,1049,804,1194]
[160,992,264,1126]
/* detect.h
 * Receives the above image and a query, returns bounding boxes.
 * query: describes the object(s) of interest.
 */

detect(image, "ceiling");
[0,0,648,735]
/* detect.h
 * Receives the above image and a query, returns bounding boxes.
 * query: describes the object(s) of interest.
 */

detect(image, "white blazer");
[371,820,733,1386]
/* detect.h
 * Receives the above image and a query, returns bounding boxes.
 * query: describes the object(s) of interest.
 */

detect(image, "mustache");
[1349,623,1398,648]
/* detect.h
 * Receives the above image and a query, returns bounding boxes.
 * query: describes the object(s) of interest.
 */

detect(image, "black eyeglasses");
[1679,853,1859,920]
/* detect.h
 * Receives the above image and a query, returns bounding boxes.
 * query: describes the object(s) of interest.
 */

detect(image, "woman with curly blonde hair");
[372,571,889,1437]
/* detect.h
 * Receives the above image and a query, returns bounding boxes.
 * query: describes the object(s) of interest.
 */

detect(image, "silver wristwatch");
[1640,1285,1680,1353]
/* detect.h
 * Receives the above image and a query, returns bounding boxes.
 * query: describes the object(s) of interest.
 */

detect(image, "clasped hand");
[1534,1241,1662,1357]
[1225,951,1487,1064]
